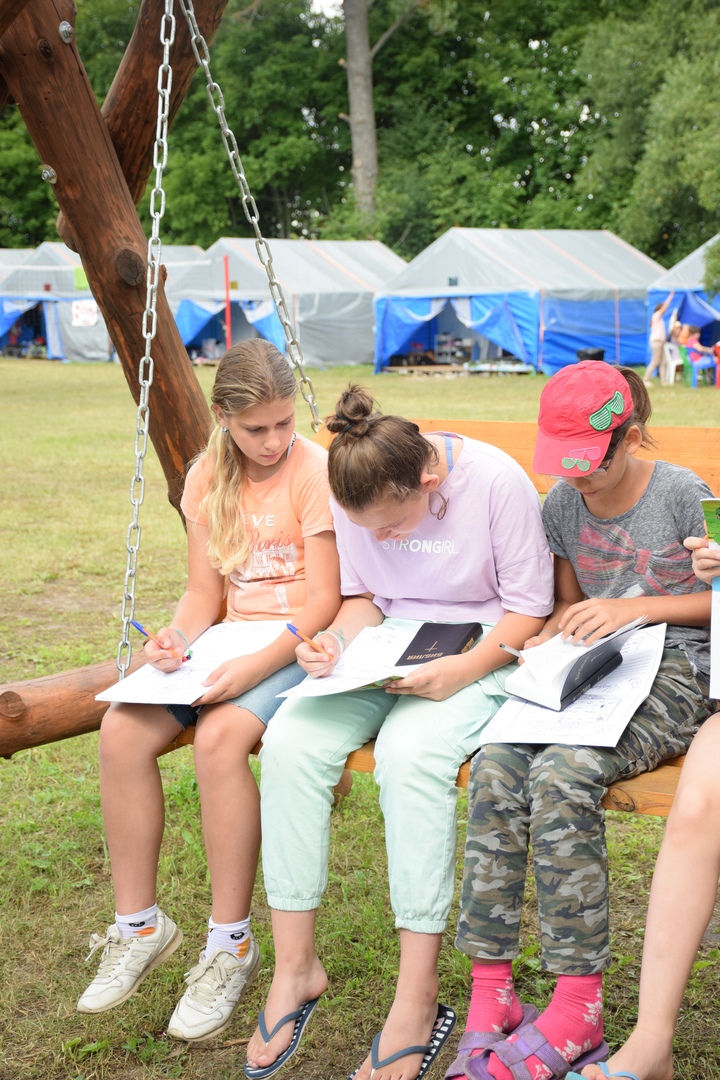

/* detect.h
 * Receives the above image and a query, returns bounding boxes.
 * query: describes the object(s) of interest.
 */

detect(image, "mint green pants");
[259,619,508,934]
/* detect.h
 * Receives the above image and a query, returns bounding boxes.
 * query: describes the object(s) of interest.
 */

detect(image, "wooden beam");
[316,421,720,498]
[0,658,142,758]
[55,0,230,243]
[0,0,211,512]
[0,659,684,814]
[98,0,230,206]
[0,0,34,38]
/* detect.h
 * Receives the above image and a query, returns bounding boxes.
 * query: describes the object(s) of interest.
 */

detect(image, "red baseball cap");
[533,361,633,477]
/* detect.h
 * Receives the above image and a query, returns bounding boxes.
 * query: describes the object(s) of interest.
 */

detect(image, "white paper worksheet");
[711,578,720,699]
[479,623,667,748]
[96,621,288,705]
[277,623,422,699]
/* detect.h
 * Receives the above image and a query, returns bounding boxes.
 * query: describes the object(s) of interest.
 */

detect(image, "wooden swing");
[0,0,320,747]
[1,0,718,818]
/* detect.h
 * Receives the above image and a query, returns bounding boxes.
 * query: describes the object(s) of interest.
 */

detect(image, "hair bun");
[325,384,378,436]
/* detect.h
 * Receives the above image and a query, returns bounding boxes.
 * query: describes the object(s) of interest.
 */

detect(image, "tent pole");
[224,254,232,350]
[614,287,620,364]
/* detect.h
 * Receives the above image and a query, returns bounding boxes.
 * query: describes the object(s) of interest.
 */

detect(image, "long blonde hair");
[200,340,297,574]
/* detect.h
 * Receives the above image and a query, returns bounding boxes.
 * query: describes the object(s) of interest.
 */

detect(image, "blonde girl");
[78,341,340,1043]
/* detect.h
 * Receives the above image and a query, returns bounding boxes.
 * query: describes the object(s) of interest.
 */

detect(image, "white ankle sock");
[115,904,158,939]
[206,916,251,959]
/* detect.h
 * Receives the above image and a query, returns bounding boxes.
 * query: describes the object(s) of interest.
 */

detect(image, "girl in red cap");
[577,539,720,1080]
[448,361,716,1080]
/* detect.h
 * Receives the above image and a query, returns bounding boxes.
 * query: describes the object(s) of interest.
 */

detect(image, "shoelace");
[183,951,240,1007]
[84,930,129,973]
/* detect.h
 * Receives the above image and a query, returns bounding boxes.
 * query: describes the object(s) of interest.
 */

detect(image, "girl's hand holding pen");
[130,620,186,672]
[286,622,336,678]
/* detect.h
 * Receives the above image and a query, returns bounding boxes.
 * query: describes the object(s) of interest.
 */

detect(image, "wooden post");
[56,0,230,226]
[0,0,34,38]
[0,0,211,512]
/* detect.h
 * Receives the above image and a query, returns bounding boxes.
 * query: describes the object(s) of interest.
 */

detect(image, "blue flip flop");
[348,1002,456,1080]
[243,996,321,1079]
[567,1063,640,1080]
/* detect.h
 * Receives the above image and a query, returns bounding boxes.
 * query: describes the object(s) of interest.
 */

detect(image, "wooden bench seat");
[163,728,685,817]
[2,418,715,816]
[159,418,720,820]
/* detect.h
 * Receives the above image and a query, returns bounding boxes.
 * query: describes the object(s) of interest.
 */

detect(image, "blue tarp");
[374,294,650,372]
[374,229,663,373]
[646,289,720,350]
[677,291,720,328]
[647,234,720,347]
[0,298,35,340]
[542,297,649,369]
[175,299,222,346]
[174,298,286,354]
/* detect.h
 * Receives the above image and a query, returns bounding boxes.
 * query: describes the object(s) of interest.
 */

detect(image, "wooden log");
[158,728,682,814]
[98,0,229,206]
[0,0,211,513]
[0,658,142,758]
[55,0,230,241]
[0,0,34,38]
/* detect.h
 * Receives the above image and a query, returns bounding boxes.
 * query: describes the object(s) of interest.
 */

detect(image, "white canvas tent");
[171,237,406,365]
[374,228,664,373]
[0,242,204,360]
[0,248,32,285]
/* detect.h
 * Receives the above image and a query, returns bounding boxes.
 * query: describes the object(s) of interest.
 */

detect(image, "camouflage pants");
[455,650,715,974]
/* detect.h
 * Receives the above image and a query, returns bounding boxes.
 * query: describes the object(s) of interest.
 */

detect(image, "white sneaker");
[77,909,183,1013]
[166,935,262,1042]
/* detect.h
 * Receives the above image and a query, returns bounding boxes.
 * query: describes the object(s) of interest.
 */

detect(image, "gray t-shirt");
[543,460,713,674]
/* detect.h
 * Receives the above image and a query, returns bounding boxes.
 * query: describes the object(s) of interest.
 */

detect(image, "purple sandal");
[444,1004,540,1079]
[464,1020,610,1080]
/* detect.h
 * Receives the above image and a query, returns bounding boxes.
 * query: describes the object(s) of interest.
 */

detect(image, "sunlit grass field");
[1,359,719,1079]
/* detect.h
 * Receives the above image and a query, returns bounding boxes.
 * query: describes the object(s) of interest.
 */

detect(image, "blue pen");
[286,623,328,654]
[130,619,186,660]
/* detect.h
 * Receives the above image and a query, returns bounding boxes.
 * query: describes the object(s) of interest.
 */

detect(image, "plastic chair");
[661,343,683,385]
[679,345,717,388]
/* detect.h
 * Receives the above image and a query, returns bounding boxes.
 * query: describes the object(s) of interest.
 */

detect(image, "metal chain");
[178,0,322,431]
[116,0,176,678]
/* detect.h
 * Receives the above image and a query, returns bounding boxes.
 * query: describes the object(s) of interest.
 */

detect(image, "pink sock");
[465,960,523,1036]
[486,973,603,1080]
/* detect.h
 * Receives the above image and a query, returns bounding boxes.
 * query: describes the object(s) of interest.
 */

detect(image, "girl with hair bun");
[245,385,554,1080]
[79,341,340,1044]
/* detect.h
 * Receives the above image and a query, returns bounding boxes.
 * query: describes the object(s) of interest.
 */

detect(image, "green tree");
[74,0,141,101]
[0,110,57,247]
[353,0,612,254]
[575,0,720,264]
[158,0,349,243]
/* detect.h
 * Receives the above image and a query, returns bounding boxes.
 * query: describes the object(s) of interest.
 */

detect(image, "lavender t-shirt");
[332,434,554,623]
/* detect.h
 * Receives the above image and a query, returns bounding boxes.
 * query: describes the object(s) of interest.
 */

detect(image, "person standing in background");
[644,291,674,385]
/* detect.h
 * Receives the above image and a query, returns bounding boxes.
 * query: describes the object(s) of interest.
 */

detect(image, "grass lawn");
[1,358,719,1079]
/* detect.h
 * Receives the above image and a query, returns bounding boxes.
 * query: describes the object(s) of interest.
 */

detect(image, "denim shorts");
[165,661,306,730]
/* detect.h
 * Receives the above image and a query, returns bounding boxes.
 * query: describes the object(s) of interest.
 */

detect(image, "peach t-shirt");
[181,435,333,620]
